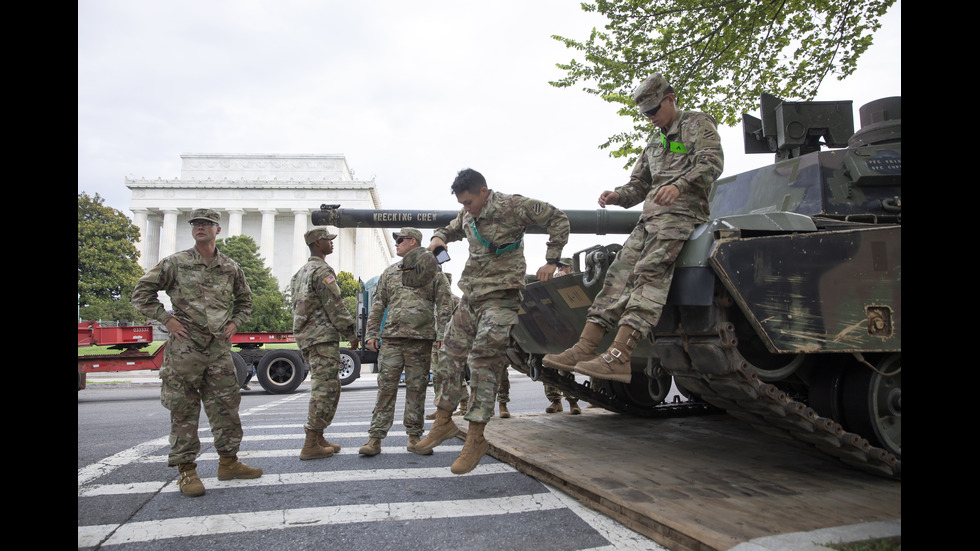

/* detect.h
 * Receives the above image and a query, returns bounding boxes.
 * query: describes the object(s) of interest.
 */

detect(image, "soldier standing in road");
[131,208,262,498]
[359,228,453,456]
[412,168,569,475]
[542,258,582,414]
[542,73,724,383]
[290,228,359,460]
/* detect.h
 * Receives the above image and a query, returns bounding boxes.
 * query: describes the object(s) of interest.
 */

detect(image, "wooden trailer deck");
[457,409,901,551]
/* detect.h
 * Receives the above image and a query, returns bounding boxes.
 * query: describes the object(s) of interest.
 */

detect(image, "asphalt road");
[78,367,666,550]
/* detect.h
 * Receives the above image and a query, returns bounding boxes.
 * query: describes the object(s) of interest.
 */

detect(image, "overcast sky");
[78,0,901,286]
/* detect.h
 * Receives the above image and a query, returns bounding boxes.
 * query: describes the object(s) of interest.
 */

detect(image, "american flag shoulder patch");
[324,274,336,285]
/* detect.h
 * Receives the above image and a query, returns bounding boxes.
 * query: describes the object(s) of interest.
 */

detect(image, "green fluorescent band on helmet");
[659,132,688,154]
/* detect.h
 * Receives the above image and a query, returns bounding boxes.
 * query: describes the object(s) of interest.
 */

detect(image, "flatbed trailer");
[77,321,364,393]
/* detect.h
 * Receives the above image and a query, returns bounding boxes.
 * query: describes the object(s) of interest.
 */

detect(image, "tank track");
[653,319,901,480]
[508,349,721,419]
[509,321,901,480]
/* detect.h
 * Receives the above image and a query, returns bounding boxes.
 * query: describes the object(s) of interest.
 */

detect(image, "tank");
[311,94,901,479]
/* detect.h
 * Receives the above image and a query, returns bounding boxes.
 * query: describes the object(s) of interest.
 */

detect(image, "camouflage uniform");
[432,190,569,424]
[365,250,453,439]
[131,246,252,468]
[588,106,724,337]
[290,249,357,433]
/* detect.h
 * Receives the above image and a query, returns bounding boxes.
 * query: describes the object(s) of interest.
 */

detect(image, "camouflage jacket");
[289,256,357,348]
[433,190,569,300]
[365,255,454,342]
[132,247,252,339]
[614,110,724,222]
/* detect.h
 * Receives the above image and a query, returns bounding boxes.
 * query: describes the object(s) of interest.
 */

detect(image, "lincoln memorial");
[126,153,394,290]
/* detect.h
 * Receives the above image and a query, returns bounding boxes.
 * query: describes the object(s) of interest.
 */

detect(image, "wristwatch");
[546,258,559,264]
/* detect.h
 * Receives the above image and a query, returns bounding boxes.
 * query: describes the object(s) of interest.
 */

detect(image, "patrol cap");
[633,73,672,114]
[559,257,573,267]
[392,227,423,242]
[305,228,337,244]
[401,246,438,288]
[188,208,220,224]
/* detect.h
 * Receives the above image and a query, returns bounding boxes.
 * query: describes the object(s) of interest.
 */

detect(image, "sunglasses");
[395,237,413,244]
[643,103,663,118]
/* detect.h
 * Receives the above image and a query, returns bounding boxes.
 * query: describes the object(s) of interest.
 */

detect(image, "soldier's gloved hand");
[349,339,359,350]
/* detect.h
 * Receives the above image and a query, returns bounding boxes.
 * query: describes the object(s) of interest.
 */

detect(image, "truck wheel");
[232,351,250,389]
[256,350,305,394]
[339,348,361,386]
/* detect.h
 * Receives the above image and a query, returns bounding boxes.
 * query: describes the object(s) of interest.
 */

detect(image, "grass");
[825,537,900,550]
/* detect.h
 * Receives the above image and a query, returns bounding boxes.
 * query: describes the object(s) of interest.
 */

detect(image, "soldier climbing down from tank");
[411,168,569,475]
[542,73,724,384]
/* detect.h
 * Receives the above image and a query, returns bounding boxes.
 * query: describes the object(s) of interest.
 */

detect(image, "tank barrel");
[313,205,640,234]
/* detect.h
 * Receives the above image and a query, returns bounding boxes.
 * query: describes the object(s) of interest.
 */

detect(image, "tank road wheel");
[232,351,251,389]
[601,361,672,409]
[807,360,847,423]
[339,348,361,386]
[842,354,901,458]
[256,350,305,394]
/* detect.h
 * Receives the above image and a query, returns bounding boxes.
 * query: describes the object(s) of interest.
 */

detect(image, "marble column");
[292,209,309,277]
[260,209,276,264]
[160,209,179,259]
[227,208,244,236]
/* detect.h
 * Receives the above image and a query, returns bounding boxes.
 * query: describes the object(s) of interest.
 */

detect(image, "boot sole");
[217,471,263,481]
[572,366,632,383]
[300,450,334,460]
[450,440,489,475]
[412,427,460,454]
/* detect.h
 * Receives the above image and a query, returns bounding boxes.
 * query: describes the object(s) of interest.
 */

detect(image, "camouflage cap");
[401,246,439,288]
[559,257,573,267]
[305,228,337,244]
[392,227,423,242]
[633,73,672,114]
[188,208,220,224]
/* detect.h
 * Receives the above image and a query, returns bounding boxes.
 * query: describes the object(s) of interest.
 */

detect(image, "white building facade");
[127,153,394,290]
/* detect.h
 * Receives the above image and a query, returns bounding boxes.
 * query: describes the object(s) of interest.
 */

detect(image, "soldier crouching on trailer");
[411,168,569,474]
[541,73,724,383]
[131,208,262,497]
[290,228,359,460]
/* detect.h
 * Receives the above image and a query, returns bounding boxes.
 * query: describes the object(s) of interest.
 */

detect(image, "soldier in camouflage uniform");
[412,168,569,475]
[542,258,581,414]
[290,228,359,460]
[358,227,453,456]
[131,208,262,498]
[543,73,724,383]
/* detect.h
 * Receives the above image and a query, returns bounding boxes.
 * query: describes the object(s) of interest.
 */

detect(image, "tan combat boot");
[300,428,334,460]
[358,437,382,456]
[572,325,640,383]
[317,432,342,453]
[452,393,469,417]
[567,399,582,414]
[177,463,205,497]
[407,435,422,452]
[545,400,562,413]
[450,422,489,475]
[217,455,263,480]
[411,408,459,455]
[498,402,510,419]
[541,322,606,370]
[425,411,437,420]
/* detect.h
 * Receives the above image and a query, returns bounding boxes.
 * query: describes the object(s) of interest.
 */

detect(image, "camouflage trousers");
[301,342,342,431]
[544,384,566,402]
[432,290,520,424]
[588,213,697,338]
[369,338,433,438]
[159,333,242,467]
[497,366,510,403]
